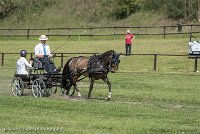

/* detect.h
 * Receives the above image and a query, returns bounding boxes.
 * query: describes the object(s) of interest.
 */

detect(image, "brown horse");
[61,50,121,100]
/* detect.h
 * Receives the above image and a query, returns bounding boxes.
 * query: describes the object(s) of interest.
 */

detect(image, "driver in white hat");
[34,35,60,73]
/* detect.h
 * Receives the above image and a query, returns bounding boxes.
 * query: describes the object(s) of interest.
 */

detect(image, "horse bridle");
[109,53,120,69]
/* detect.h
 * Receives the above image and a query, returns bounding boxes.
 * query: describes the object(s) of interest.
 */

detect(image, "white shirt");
[16,57,32,75]
[34,43,51,56]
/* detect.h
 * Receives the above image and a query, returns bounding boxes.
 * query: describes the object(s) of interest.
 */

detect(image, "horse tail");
[61,58,72,88]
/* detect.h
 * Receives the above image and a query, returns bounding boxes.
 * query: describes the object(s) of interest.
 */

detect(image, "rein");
[52,39,71,53]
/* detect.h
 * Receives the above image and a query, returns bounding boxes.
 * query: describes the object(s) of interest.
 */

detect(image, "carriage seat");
[14,74,30,81]
[32,58,44,69]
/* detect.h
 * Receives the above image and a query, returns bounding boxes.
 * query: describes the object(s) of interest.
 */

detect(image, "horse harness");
[67,56,87,76]
[87,55,110,74]
[66,54,115,80]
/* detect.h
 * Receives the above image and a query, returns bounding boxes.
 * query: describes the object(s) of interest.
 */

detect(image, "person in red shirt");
[125,30,135,56]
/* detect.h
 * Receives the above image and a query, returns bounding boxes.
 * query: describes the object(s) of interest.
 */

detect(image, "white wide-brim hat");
[39,35,48,40]
[127,30,131,33]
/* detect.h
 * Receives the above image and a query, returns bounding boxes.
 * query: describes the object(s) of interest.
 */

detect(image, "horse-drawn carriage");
[11,58,63,97]
[11,50,121,100]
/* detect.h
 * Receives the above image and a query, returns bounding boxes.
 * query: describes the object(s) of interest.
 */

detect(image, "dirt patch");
[49,93,88,101]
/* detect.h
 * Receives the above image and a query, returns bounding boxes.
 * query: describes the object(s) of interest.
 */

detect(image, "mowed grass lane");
[1,70,200,133]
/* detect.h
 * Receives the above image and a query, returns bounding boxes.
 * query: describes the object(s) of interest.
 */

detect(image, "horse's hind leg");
[73,83,81,97]
[70,86,75,96]
[65,84,72,95]
[66,83,80,97]
[102,77,112,101]
[88,78,95,98]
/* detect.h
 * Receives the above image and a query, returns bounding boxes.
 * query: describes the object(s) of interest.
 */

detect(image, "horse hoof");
[64,95,69,99]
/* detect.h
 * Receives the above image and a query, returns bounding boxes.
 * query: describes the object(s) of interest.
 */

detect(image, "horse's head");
[109,51,121,73]
[94,50,121,73]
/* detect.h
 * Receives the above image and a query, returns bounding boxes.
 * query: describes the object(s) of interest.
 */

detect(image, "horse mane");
[96,50,114,59]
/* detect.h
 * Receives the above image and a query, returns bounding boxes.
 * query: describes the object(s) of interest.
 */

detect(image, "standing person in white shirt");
[34,35,60,73]
[16,50,33,76]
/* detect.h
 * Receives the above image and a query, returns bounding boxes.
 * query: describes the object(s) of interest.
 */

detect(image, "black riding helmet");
[20,50,27,57]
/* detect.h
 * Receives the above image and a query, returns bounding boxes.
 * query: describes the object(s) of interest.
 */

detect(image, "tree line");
[105,0,199,21]
[0,0,199,22]
[0,0,56,20]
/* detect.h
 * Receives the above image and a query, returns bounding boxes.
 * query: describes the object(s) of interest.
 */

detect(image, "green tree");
[140,0,199,21]
[102,0,139,20]
[0,0,16,20]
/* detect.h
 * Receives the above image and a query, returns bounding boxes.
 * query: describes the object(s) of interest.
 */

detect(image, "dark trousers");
[38,57,56,73]
[125,44,132,55]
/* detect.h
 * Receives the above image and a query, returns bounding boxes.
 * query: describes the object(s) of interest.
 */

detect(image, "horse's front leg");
[102,77,112,101]
[88,78,95,98]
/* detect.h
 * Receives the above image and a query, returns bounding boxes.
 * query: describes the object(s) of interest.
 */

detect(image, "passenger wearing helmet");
[34,35,61,73]
[16,50,33,75]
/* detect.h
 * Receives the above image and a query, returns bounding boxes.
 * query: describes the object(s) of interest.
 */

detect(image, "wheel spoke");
[32,78,46,97]
[11,77,24,96]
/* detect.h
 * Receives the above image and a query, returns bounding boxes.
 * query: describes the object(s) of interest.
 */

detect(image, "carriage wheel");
[61,88,66,94]
[11,77,24,96]
[32,78,46,97]
[47,86,58,96]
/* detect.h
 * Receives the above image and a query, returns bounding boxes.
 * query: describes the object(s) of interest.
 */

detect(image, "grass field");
[0,36,200,133]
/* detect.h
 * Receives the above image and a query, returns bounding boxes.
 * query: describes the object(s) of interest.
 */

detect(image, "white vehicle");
[189,36,200,55]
